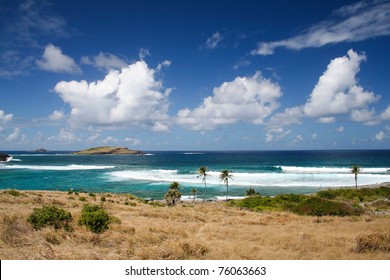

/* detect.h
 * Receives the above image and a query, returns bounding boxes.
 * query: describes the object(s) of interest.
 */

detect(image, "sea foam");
[108,167,390,188]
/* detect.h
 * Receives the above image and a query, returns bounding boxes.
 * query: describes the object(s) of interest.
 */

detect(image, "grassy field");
[0,188,389,260]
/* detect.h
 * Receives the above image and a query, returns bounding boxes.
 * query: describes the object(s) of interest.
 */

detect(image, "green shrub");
[317,187,390,202]
[27,206,72,231]
[291,197,364,217]
[79,197,87,202]
[100,196,106,202]
[78,204,111,234]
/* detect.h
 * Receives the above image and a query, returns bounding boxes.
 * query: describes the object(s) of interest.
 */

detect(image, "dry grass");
[0,190,389,260]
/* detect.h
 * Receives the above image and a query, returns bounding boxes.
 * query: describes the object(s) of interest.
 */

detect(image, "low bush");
[317,187,390,202]
[78,204,113,234]
[27,206,72,231]
[291,197,364,217]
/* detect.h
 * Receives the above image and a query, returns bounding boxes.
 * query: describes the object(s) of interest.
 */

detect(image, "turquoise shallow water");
[1,150,390,200]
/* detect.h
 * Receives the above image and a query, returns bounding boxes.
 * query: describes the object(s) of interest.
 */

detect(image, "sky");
[0,0,390,151]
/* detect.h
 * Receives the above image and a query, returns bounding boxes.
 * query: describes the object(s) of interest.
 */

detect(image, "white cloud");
[203,31,223,49]
[374,131,385,141]
[312,133,317,140]
[138,48,151,60]
[156,60,171,71]
[177,72,282,130]
[294,134,303,143]
[49,110,66,121]
[54,60,171,131]
[49,128,79,144]
[6,127,28,143]
[269,106,303,126]
[123,137,141,146]
[6,128,21,142]
[381,105,390,120]
[0,110,13,123]
[336,126,345,132]
[102,136,117,144]
[350,108,379,125]
[266,127,291,143]
[252,0,390,55]
[303,49,379,118]
[81,52,127,71]
[36,44,81,74]
[0,110,13,131]
[318,117,336,123]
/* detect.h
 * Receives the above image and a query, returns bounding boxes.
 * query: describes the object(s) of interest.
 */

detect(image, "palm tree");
[169,181,181,190]
[164,181,182,206]
[197,166,210,203]
[351,165,361,188]
[219,170,233,201]
[191,188,198,203]
[246,187,260,197]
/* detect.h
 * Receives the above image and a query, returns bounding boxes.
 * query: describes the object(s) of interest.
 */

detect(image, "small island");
[31,148,49,153]
[73,146,144,155]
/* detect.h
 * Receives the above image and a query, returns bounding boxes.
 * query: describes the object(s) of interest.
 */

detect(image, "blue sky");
[1,0,390,151]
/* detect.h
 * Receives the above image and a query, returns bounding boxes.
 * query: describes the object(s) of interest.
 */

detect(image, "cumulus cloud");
[49,110,66,121]
[0,110,13,131]
[303,49,379,119]
[374,131,385,141]
[81,52,127,71]
[269,106,303,126]
[48,128,79,144]
[336,126,345,132]
[252,0,390,55]
[177,72,282,130]
[6,127,28,143]
[0,110,13,122]
[350,108,379,125]
[36,44,81,74]
[54,60,172,132]
[381,105,390,120]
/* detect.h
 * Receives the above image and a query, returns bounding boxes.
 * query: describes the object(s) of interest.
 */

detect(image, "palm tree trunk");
[226,182,229,201]
[203,181,207,203]
[355,174,358,188]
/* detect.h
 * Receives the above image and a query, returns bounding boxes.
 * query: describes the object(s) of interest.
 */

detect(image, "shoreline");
[1,181,390,203]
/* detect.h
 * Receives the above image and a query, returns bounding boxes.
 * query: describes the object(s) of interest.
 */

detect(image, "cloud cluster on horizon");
[1,0,390,148]
[252,0,390,55]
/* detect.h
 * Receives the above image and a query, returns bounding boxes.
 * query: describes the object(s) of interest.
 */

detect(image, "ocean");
[1,150,390,200]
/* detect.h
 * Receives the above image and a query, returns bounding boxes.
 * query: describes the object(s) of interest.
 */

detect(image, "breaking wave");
[108,167,390,188]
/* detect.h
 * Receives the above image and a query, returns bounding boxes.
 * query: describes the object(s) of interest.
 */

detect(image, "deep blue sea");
[1,150,390,200]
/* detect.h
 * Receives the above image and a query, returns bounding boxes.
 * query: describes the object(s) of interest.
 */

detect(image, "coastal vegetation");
[27,206,72,231]
[0,188,389,259]
[164,181,182,206]
[78,204,115,234]
[228,187,390,216]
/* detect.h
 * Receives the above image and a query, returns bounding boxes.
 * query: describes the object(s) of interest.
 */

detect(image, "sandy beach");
[1,183,389,260]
